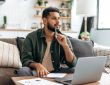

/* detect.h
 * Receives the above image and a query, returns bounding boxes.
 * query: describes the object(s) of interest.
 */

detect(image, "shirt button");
[51,50,53,53]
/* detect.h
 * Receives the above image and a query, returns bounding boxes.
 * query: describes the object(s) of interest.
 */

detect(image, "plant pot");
[37,0,43,6]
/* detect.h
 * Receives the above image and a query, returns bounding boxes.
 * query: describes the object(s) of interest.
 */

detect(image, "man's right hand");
[30,63,49,77]
[35,63,49,77]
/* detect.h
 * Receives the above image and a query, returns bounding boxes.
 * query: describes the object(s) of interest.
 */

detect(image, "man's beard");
[47,23,56,32]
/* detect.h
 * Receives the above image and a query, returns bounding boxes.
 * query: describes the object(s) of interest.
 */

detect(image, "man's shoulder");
[27,28,42,37]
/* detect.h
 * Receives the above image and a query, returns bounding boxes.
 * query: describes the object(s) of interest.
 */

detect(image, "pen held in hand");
[55,28,57,38]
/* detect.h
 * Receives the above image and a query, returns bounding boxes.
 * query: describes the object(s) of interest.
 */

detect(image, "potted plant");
[68,1,71,8]
[2,16,7,29]
[61,2,65,8]
[80,32,90,40]
[44,0,48,7]
[37,0,43,6]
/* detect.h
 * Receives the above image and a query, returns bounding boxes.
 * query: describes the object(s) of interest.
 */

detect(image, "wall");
[0,30,30,38]
[2,0,109,47]
[91,28,110,46]
[0,0,82,38]
[0,0,35,29]
[71,0,83,35]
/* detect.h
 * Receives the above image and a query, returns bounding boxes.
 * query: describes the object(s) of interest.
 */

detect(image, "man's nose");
[56,19,60,24]
[56,19,61,25]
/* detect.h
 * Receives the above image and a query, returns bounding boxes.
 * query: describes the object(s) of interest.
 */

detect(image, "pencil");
[55,28,57,38]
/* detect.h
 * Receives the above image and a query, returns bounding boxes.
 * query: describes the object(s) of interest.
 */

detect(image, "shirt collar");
[39,28,57,41]
[40,28,45,38]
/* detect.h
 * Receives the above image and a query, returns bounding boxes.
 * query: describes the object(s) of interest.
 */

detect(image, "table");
[11,73,110,85]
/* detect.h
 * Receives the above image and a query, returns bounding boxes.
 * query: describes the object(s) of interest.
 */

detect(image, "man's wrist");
[29,62,40,69]
[62,44,69,49]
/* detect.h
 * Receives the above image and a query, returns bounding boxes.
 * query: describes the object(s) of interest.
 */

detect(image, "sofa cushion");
[0,41,22,68]
[0,68,17,76]
[69,37,94,58]
[93,44,110,67]
[0,68,17,85]
[16,37,94,59]
[0,38,17,45]
[16,37,25,57]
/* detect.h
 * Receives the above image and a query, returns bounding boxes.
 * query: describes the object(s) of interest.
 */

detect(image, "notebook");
[55,56,107,85]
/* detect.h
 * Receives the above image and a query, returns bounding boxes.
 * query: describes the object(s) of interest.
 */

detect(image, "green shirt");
[21,28,76,71]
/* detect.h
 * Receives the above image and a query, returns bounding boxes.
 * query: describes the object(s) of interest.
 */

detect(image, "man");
[17,7,77,77]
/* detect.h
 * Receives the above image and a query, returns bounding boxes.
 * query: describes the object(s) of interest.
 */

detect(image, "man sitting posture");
[17,7,77,77]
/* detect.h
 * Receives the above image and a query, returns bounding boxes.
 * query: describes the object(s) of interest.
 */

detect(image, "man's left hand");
[56,34,68,47]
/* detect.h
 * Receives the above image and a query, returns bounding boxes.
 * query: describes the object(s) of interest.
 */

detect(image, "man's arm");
[62,43,76,63]
[56,34,77,66]
[21,36,49,77]
[21,36,34,66]
[29,62,49,77]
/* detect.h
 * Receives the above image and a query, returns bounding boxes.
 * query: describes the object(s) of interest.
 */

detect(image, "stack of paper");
[18,78,63,85]
[46,73,67,78]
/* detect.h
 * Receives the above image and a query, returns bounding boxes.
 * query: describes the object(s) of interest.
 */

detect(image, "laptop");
[55,56,107,85]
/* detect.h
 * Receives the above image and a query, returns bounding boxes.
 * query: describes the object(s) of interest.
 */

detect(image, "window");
[98,0,110,29]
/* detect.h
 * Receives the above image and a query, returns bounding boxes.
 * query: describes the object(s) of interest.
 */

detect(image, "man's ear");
[42,18,47,25]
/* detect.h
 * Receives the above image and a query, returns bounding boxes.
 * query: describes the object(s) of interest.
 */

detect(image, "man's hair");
[42,7,60,18]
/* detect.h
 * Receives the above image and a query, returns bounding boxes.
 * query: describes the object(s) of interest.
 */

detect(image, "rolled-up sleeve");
[66,56,77,68]
[21,36,34,66]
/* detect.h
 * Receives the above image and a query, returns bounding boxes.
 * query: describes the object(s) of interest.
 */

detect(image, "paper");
[46,73,67,78]
[18,78,63,85]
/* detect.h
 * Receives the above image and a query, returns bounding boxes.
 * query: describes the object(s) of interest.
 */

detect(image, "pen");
[55,28,57,38]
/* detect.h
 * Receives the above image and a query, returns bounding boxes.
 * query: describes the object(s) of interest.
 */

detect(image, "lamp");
[0,0,5,5]
[76,0,97,40]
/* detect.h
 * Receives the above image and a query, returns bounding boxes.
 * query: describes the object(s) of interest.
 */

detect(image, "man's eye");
[52,18,60,20]
[52,17,56,19]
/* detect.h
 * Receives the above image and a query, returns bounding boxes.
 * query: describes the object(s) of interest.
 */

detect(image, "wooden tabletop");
[11,73,110,85]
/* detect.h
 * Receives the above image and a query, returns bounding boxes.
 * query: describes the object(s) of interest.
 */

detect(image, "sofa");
[0,38,19,85]
[1,37,108,85]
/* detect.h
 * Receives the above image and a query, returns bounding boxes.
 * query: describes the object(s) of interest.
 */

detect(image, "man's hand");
[56,34,68,47]
[35,63,49,77]
[30,63,49,77]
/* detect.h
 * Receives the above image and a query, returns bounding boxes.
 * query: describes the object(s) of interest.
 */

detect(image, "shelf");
[34,6,46,9]
[34,6,70,10]
[33,15,41,17]
[61,17,71,19]
[34,15,71,19]
[34,0,72,32]
[62,30,78,33]
[0,29,77,33]
[57,0,71,1]
[60,8,71,10]
[0,29,35,32]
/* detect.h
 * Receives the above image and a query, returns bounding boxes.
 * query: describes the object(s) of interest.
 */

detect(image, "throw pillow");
[94,44,110,67]
[0,41,22,68]
[16,37,25,57]
[69,37,94,58]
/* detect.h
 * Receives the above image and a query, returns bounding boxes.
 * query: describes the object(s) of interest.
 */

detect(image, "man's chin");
[48,27,55,32]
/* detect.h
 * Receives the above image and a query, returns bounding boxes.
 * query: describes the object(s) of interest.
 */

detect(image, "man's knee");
[17,67,33,76]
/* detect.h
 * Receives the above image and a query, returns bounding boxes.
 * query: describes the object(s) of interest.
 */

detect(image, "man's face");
[47,22,56,32]
[44,12,61,32]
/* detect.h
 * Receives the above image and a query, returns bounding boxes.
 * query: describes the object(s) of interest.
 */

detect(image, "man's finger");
[37,70,40,77]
